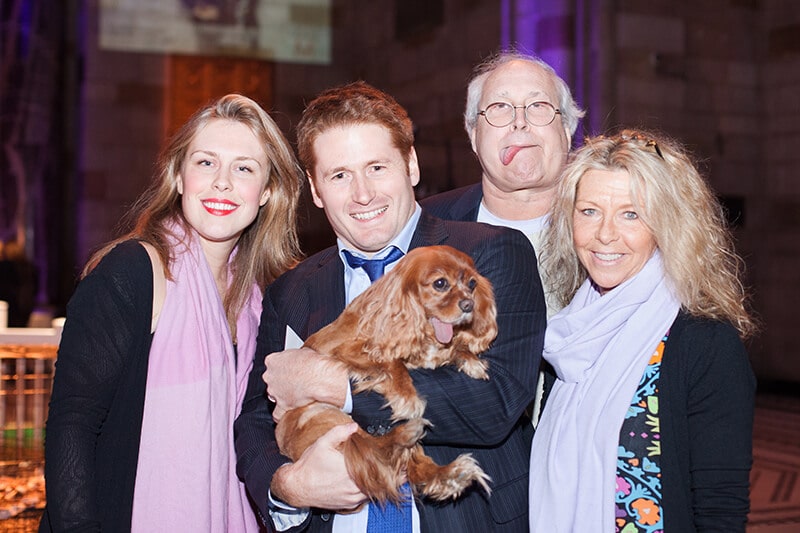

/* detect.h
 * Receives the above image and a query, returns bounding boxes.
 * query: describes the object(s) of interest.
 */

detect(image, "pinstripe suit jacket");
[234,212,545,532]
[421,183,560,423]
[420,183,484,223]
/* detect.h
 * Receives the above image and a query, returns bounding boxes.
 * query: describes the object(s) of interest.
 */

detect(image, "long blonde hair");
[85,94,304,333]
[543,128,756,338]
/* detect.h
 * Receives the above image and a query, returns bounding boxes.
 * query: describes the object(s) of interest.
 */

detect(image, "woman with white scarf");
[41,94,304,532]
[530,129,756,532]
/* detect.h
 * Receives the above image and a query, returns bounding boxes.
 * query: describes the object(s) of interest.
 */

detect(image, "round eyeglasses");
[478,101,561,128]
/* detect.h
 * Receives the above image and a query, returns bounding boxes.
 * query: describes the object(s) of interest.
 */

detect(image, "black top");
[41,241,154,532]
[658,311,755,532]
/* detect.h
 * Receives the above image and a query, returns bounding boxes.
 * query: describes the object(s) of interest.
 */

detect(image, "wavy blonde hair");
[542,128,755,338]
[85,94,304,334]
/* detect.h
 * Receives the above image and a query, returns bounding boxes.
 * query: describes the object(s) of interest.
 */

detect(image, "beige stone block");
[727,61,758,86]
[617,77,686,108]
[617,14,685,54]
[717,115,760,135]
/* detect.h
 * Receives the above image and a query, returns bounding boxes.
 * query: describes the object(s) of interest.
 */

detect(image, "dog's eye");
[433,278,449,291]
[468,278,477,291]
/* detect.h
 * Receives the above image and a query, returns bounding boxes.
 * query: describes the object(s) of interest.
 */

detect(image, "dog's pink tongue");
[430,317,454,344]
[501,145,525,165]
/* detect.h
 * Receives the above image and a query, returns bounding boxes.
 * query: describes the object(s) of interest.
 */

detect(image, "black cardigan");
[41,241,154,532]
[658,311,755,532]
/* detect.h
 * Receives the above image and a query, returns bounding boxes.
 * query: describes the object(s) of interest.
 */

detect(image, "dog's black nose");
[459,299,474,313]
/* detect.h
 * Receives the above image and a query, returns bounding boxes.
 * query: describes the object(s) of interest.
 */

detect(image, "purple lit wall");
[501,0,577,103]
[500,0,610,139]
[3,0,799,383]
[0,1,81,322]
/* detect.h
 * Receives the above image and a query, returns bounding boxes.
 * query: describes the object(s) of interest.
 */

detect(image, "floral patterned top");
[615,332,668,532]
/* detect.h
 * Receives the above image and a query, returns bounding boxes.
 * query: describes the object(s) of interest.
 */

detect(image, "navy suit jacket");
[234,212,545,532]
[422,182,560,413]
[420,182,484,222]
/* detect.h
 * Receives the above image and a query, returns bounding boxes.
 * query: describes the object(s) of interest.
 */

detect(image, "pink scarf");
[132,226,261,532]
[529,252,680,532]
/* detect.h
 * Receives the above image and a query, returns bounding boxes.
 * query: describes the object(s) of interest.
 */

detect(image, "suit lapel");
[305,250,346,337]
[303,214,449,335]
[453,183,483,222]
[410,211,449,249]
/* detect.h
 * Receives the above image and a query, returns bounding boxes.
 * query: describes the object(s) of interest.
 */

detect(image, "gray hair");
[464,50,584,140]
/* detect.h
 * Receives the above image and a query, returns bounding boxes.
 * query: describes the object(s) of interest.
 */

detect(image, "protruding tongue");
[501,145,525,165]
[430,317,454,344]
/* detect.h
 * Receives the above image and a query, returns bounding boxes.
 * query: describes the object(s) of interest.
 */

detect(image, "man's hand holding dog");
[263,347,349,422]
[271,422,368,510]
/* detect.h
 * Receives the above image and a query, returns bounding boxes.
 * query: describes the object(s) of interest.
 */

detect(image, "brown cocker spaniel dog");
[275,245,497,506]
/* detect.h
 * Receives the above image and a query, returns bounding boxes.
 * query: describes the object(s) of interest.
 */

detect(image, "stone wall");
[79,1,167,263]
[75,0,800,381]
[755,0,800,380]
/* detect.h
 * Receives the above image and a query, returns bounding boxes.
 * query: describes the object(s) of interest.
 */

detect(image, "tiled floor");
[2,392,799,531]
[748,393,800,532]
[0,442,44,532]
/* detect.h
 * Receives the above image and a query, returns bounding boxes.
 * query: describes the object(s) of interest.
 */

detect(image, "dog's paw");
[393,418,429,447]
[420,453,492,501]
[458,357,489,380]
[387,394,427,421]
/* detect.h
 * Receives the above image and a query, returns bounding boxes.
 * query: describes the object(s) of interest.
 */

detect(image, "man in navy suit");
[234,81,545,532]
[421,50,584,318]
[421,51,584,424]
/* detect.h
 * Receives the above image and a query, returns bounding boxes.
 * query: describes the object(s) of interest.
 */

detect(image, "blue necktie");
[342,246,404,283]
[343,246,412,531]
[366,482,413,532]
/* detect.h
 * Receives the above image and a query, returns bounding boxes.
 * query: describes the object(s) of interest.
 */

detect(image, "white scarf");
[529,251,680,532]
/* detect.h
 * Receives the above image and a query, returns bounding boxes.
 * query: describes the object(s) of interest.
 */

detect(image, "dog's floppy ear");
[351,255,429,359]
[460,272,498,354]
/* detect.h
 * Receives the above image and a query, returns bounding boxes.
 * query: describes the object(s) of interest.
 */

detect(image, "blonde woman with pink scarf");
[530,129,756,532]
[41,94,303,532]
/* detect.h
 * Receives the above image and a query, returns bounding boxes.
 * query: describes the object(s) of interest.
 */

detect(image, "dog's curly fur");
[274,245,497,506]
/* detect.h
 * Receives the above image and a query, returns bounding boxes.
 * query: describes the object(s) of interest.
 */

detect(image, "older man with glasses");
[422,50,584,421]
